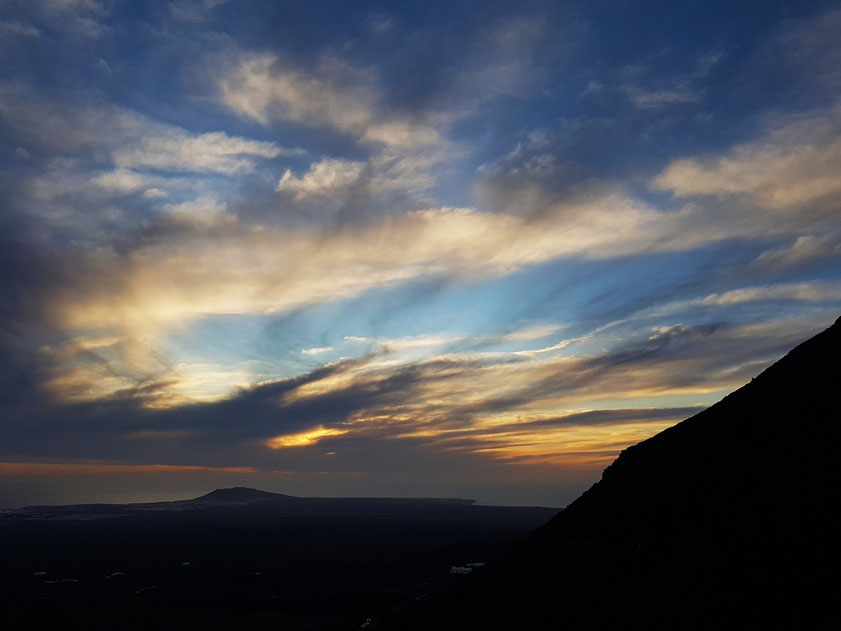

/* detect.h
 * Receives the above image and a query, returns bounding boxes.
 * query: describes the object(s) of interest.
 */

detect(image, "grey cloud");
[364,13,396,35]
[583,323,723,368]
[754,233,841,270]
[0,20,40,39]
[0,231,81,407]
[0,84,291,174]
[748,9,841,106]
[517,407,708,429]
[450,16,549,101]
[623,84,700,109]
[582,48,724,113]
[218,52,440,148]
[271,147,449,227]
[169,0,229,23]
[3,0,110,40]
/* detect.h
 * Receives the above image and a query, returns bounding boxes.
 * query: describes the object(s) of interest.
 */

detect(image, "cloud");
[91,169,150,193]
[653,106,841,210]
[0,20,40,39]
[605,50,723,111]
[0,461,257,476]
[9,79,839,414]
[623,85,700,109]
[301,347,334,356]
[276,150,441,207]
[114,131,287,175]
[696,282,841,307]
[632,282,841,324]
[29,0,109,39]
[3,3,841,507]
[364,13,396,35]
[218,53,439,148]
[0,84,292,175]
[451,16,547,100]
[169,0,228,23]
[0,233,89,409]
[162,197,234,228]
[266,426,347,448]
[10,159,223,248]
[263,318,814,466]
[143,188,169,200]
[15,315,821,472]
[754,234,841,269]
[39,174,834,398]
[46,197,673,335]
[43,0,101,8]
[39,335,174,406]
[277,159,366,200]
[344,327,567,358]
[497,324,566,343]
[748,9,841,103]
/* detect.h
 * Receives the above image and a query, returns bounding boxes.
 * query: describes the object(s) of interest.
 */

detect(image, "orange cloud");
[265,426,349,449]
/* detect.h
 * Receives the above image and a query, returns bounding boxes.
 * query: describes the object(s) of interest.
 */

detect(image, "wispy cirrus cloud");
[696,282,841,307]
[43,194,696,337]
[653,106,841,210]
[277,158,367,200]
[23,157,838,407]
[0,461,256,476]
[0,20,40,39]
[2,313,823,487]
[301,347,334,356]
[89,169,151,193]
[5,0,110,40]
[638,281,841,321]
[754,233,841,269]
[276,150,440,203]
[584,50,724,111]
[2,1,841,507]
[0,84,295,175]
[114,131,289,175]
[623,84,701,110]
[219,53,440,148]
[169,0,229,23]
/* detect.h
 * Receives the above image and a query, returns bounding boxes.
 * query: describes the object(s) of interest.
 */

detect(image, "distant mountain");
[0,487,289,519]
[190,487,292,503]
[380,317,841,630]
[0,487,523,521]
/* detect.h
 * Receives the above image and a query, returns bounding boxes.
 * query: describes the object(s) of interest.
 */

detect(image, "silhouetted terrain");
[376,316,841,630]
[0,490,556,630]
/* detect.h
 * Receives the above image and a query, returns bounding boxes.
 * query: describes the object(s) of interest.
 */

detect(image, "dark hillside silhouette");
[379,316,841,630]
[191,487,293,503]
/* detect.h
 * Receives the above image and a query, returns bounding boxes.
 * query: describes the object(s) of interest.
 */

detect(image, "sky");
[1,0,840,508]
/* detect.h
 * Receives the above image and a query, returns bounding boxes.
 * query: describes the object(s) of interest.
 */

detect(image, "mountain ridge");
[190,487,292,503]
[0,487,524,519]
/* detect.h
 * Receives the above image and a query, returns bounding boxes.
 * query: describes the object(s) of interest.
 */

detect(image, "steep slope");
[382,317,841,630]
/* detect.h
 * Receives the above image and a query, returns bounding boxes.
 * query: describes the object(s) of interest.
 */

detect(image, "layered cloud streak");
[1,1,840,505]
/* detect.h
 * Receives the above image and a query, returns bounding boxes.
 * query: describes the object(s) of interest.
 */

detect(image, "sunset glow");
[266,427,349,449]
[1,0,839,508]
